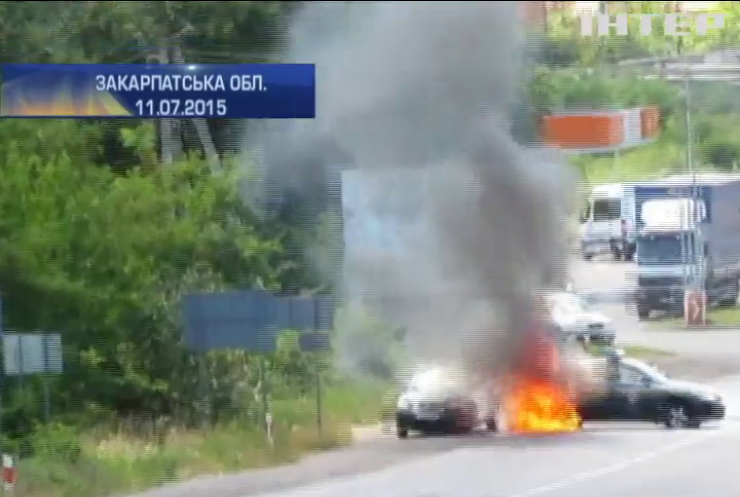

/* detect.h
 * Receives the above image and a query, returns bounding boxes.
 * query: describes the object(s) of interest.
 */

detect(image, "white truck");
[579,183,637,262]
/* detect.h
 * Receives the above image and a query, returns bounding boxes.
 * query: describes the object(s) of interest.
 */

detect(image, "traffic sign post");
[180,290,334,436]
[684,290,707,326]
[2,332,64,423]
[265,411,274,447]
[2,453,16,492]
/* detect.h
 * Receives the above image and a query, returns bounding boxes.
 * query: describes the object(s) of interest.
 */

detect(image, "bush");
[32,423,82,463]
[10,380,389,497]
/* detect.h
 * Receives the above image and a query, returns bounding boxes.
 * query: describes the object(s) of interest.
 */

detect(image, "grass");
[585,343,675,359]
[572,140,686,186]
[9,381,390,497]
[648,306,740,329]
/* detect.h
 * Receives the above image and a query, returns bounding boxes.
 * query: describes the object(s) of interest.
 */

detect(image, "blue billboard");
[181,290,333,353]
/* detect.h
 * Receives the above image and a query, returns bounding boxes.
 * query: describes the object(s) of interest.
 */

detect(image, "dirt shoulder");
[125,427,423,497]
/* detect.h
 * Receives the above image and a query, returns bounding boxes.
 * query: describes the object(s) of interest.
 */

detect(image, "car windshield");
[626,359,669,383]
[636,232,695,265]
[551,294,589,314]
[408,368,462,394]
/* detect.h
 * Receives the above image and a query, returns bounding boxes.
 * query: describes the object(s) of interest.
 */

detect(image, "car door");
[580,363,629,421]
[631,376,666,421]
[609,364,648,420]
[579,392,612,421]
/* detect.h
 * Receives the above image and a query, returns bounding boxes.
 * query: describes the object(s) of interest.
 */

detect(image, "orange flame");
[502,327,582,434]
[502,376,581,434]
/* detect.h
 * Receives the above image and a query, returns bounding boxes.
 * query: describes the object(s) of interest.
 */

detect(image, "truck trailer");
[633,174,740,320]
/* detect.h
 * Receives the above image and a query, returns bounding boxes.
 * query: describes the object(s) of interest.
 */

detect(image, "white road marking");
[508,429,722,497]
[509,373,740,497]
[510,261,740,496]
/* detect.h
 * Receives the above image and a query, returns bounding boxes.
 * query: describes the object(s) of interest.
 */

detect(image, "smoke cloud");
[252,2,575,379]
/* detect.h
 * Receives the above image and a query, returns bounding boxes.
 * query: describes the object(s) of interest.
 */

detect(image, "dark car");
[395,367,496,439]
[579,356,725,429]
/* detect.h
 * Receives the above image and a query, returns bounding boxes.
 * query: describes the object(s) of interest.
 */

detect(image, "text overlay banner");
[1,64,315,119]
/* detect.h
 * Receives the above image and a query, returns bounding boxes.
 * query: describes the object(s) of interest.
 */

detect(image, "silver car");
[547,292,616,345]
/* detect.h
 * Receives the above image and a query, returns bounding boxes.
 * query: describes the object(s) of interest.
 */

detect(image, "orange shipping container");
[541,113,624,149]
[640,106,660,139]
[520,1,545,25]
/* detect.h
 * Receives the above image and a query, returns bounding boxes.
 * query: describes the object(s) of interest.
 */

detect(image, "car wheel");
[637,305,650,320]
[396,425,409,439]
[663,403,690,429]
[485,418,498,432]
[610,241,622,261]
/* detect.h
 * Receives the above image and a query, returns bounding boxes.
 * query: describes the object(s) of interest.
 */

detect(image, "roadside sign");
[299,332,331,352]
[684,291,707,326]
[3,333,63,376]
[181,291,334,353]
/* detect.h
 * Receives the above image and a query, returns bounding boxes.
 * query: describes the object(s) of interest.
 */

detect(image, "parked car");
[547,292,616,345]
[579,355,725,429]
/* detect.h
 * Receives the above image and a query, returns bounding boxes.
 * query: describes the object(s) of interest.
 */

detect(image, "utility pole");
[541,1,548,36]
[683,71,701,294]
[171,40,222,174]
[147,47,183,165]
[148,31,221,172]
[673,2,698,302]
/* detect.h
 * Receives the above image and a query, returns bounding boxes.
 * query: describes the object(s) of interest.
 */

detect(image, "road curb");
[663,324,740,331]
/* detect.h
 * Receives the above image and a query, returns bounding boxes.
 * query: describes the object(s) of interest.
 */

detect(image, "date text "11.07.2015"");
[134,99,227,117]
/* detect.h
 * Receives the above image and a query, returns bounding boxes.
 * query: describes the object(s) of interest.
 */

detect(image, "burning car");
[395,365,497,438]
[495,321,585,434]
[394,313,597,438]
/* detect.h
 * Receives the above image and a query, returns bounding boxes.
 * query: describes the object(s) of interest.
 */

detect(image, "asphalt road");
[137,409,740,497]
[573,257,740,367]
[134,258,740,497]
[246,418,740,497]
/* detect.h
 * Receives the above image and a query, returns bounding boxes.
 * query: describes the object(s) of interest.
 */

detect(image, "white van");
[579,183,637,261]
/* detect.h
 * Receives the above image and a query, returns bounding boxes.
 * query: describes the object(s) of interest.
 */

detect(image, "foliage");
[3,1,740,495]
[0,112,390,495]
[0,6,401,494]
[12,380,387,497]
[535,1,740,184]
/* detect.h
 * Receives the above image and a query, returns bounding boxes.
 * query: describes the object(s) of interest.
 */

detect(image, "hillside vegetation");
[535,2,740,186]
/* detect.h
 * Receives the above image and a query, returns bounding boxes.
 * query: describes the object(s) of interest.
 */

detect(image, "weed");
[8,382,388,497]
